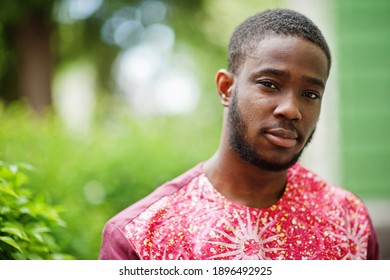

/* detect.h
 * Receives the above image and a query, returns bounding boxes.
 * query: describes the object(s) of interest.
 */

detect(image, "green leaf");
[11,252,28,260]
[17,163,34,172]
[52,253,75,260]
[1,226,29,240]
[0,236,23,253]
[33,226,50,233]
[31,226,50,243]
[0,168,14,181]
[0,205,11,214]
[19,207,33,216]
[0,181,18,197]
[14,172,29,188]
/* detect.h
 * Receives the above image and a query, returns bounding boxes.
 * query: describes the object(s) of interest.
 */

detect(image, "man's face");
[227,35,329,171]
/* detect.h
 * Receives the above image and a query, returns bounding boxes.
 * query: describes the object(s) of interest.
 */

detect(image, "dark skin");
[203,35,329,209]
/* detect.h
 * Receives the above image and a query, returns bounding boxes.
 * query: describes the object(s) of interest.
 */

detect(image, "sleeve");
[366,216,380,260]
[99,222,140,260]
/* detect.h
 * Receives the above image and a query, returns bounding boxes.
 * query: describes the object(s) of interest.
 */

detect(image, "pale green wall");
[336,0,390,197]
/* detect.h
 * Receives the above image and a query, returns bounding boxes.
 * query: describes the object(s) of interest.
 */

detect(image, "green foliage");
[0,160,72,260]
[0,103,220,259]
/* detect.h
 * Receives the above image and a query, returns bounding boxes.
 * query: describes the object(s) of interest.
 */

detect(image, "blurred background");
[0,0,389,259]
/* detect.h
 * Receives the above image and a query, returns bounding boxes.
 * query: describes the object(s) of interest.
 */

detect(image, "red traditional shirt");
[99,163,380,260]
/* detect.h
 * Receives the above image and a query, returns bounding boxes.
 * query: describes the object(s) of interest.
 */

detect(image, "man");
[99,9,380,260]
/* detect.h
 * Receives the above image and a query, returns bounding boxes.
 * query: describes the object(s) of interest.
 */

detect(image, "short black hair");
[228,9,331,75]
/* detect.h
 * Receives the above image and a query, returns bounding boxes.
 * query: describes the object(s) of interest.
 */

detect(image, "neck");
[203,147,288,209]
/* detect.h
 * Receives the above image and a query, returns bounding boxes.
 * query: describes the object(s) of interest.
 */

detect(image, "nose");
[273,93,302,121]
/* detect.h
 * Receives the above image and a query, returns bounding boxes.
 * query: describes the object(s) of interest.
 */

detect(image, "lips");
[264,128,298,148]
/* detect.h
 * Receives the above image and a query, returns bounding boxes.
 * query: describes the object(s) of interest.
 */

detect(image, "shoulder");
[287,163,380,259]
[99,163,203,259]
[288,163,366,209]
[287,163,372,227]
[105,163,204,233]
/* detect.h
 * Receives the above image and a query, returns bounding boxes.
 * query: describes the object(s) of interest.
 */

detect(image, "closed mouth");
[264,128,298,148]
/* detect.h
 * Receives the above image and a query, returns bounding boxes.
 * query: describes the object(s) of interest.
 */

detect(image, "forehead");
[238,35,329,83]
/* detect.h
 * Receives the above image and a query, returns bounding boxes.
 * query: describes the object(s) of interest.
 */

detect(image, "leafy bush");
[0,103,221,259]
[0,161,72,259]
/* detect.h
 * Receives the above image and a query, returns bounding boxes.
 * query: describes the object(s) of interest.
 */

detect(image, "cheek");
[311,104,321,121]
[303,108,321,132]
[245,91,276,112]
[242,99,270,123]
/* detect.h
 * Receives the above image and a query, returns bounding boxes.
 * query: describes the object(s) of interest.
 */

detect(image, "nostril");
[274,101,302,121]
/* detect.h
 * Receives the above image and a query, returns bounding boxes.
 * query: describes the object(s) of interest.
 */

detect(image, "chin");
[254,159,299,172]
[248,150,303,172]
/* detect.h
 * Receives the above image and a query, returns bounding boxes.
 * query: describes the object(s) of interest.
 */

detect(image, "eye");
[302,91,321,100]
[257,80,278,89]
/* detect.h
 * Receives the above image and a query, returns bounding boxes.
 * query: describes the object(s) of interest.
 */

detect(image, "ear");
[216,69,234,107]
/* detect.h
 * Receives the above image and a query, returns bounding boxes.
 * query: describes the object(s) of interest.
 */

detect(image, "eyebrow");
[251,68,326,89]
[305,76,325,89]
[252,68,290,78]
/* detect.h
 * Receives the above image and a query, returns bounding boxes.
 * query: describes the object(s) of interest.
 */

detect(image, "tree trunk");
[16,10,52,113]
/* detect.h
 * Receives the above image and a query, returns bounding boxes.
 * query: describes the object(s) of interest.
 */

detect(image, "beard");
[228,92,315,172]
